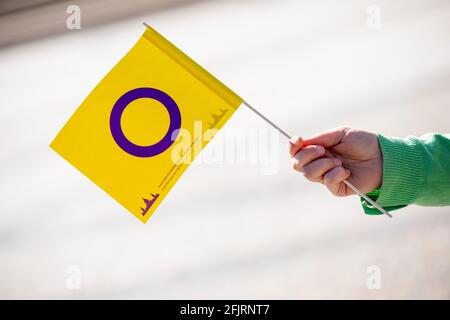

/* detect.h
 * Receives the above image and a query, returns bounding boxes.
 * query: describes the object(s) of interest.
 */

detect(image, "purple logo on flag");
[140,193,160,216]
[110,87,181,157]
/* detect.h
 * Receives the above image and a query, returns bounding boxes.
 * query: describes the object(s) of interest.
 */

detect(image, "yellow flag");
[50,25,243,223]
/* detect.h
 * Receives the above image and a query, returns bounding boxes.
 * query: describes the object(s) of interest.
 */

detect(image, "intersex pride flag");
[51,25,243,223]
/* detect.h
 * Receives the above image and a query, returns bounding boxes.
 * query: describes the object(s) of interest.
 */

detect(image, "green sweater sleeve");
[361,133,450,215]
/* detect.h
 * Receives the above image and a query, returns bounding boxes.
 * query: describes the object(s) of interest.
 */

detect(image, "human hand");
[288,127,382,196]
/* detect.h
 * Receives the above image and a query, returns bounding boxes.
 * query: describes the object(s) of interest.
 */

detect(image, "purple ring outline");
[109,87,181,157]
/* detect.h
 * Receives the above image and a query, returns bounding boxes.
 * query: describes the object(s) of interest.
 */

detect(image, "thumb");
[303,126,349,148]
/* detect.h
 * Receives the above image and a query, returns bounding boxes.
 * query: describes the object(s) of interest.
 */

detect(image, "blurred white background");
[0,0,449,299]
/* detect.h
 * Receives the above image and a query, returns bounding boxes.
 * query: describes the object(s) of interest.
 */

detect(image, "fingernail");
[316,145,324,154]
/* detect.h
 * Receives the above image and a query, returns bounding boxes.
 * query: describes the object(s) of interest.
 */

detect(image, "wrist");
[360,134,424,214]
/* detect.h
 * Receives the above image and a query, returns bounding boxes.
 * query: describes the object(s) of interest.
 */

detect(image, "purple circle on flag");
[109,87,181,157]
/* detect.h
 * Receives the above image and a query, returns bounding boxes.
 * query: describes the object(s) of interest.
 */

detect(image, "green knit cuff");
[361,134,424,215]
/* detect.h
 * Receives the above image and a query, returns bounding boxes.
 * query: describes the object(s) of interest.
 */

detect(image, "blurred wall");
[0,0,204,47]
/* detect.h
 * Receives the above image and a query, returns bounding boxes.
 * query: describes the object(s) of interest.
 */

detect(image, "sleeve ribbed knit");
[361,133,450,215]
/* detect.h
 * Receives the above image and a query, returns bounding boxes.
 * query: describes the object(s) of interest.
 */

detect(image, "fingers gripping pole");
[242,100,392,218]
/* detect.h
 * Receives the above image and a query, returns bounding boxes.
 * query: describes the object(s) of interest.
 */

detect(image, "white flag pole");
[242,100,392,218]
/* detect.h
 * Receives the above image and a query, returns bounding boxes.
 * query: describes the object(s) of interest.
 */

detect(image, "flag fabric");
[50,25,243,223]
